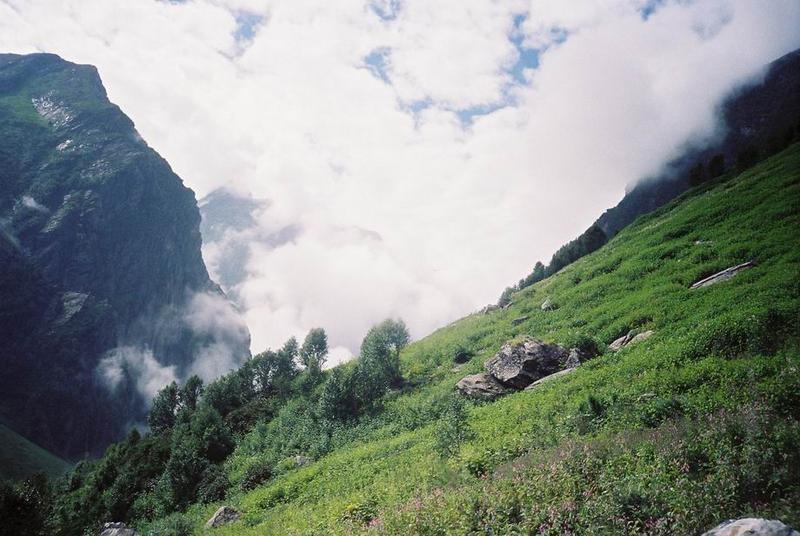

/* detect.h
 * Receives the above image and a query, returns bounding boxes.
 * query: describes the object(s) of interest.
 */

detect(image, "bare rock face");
[205,506,241,529]
[484,337,571,389]
[690,261,754,289]
[702,518,799,536]
[456,373,513,400]
[609,330,654,351]
[99,522,136,536]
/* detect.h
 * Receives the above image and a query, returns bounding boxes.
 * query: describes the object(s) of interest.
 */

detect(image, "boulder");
[690,261,754,289]
[702,518,799,536]
[480,304,499,314]
[512,315,529,325]
[609,330,654,351]
[524,367,576,390]
[99,523,136,536]
[540,297,556,311]
[456,373,513,400]
[205,506,240,529]
[484,337,571,389]
[293,455,311,467]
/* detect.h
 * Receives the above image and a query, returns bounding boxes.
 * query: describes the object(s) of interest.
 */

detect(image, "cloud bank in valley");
[2,0,798,366]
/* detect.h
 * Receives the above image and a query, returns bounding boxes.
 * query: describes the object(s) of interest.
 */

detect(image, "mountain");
[0,53,250,460]
[0,423,69,482]
[509,48,800,298]
[595,48,800,237]
[198,188,297,306]
[38,143,800,534]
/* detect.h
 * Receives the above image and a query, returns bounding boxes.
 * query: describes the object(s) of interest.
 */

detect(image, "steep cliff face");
[0,53,250,459]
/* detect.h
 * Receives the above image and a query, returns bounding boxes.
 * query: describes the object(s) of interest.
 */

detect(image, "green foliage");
[300,327,329,373]
[147,382,180,435]
[0,473,52,536]
[41,145,800,535]
[433,396,473,459]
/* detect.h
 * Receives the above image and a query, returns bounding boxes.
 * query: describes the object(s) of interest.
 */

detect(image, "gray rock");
[702,518,799,536]
[293,455,311,467]
[690,261,754,289]
[540,297,556,311]
[456,373,514,400]
[511,315,529,325]
[480,304,499,314]
[484,337,571,389]
[99,522,136,536]
[609,330,654,351]
[205,506,240,529]
[524,367,577,390]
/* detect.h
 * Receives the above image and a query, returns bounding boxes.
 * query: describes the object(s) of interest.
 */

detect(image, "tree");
[360,319,409,387]
[688,161,706,187]
[148,382,180,434]
[708,153,725,178]
[318,367,354,421]
[180,375,204,412]
[300,328,329,373]
[497,286,514,307]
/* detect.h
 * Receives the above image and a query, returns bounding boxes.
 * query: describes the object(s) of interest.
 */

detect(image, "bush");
[433,396,473,459]
[241,459,273,492]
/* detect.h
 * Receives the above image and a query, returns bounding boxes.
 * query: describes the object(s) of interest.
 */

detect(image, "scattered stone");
[694,239,714,245]
[524,367,576,390]
[99,522,136,536]
[565,348,584,368]
[480,304,499,314]
[456,373,514,400]
[609,330,654,351]
[511,315,529,325]
[205,506,241,529]
[540,297,556,311]
[702,518,799,536]
[293,455,311,467]
[690,261,754,289]
[484,337,571,389]
[502,301,513,309]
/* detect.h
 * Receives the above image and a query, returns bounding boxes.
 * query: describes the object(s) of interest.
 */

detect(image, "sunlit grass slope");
[167,144,800,534]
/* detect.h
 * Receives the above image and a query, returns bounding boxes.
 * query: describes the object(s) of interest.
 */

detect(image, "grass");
[0,423,70,482]
[138,144,800,534]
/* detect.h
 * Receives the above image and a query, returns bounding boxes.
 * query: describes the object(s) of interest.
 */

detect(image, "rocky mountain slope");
[595,48,800,237]
[0,53,250,460]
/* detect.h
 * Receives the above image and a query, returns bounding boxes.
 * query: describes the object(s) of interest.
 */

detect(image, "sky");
[1,0,799,367]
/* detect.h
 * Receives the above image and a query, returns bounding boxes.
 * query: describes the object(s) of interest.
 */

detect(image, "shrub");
[241,459,273,492]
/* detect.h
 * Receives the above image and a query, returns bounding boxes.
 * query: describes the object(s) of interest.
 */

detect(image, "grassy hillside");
[130,143,800,534]
[33,144,799,535]
[0,423,69,481]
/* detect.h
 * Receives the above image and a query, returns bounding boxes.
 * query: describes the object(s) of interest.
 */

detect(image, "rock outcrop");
[484,337,572,389]
[609,330,654,351]
[0,53,251,458]
[690,261,754,289]
[702,518,799,536]
[456,373,513,400]
[524,367,577,390]
[540,297,556,311]
[99,522,137,536]
[457,336,589,398]
[205,506,241,529]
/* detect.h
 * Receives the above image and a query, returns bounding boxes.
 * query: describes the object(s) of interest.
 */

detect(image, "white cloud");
[3,0,799,363]
[97,346,178,402]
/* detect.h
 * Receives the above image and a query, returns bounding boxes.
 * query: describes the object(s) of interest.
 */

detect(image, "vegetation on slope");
[0,424,69,482]
[4,144,799,535]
